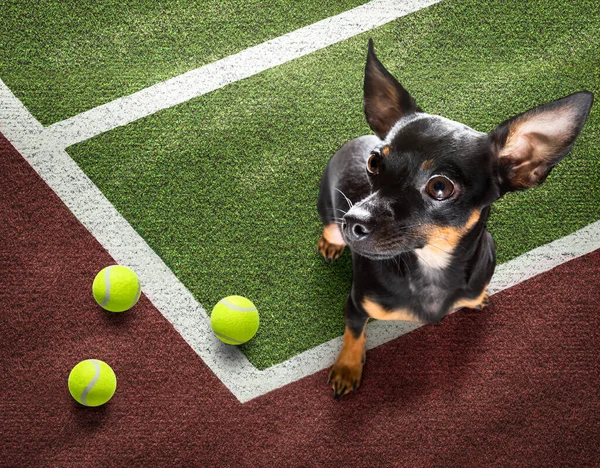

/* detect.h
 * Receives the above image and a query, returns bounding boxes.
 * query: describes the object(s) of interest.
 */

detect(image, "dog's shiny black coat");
[318,39,593,397]
[319,130,497,325]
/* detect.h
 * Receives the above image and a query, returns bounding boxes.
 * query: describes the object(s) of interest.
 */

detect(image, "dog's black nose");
[343,215,373,241]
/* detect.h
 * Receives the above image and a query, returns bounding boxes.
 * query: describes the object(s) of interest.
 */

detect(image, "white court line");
[41,0,442,147]
[1,0,599,402]
[0,0,444,403]
[4,76,599,401]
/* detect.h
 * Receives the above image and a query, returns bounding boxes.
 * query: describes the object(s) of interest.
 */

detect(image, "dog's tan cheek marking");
[382,145,391,157]
[363,297,420,323]
[323,223,345,246]
[464,209,481,231]
[429,209,481,246]
[417,209,481,269]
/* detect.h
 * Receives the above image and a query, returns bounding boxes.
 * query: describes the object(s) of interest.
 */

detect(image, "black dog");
[317,39,593,399]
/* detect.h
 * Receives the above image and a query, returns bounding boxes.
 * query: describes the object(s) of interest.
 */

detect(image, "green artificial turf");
[67,0,600,369]
[0,0,367,125]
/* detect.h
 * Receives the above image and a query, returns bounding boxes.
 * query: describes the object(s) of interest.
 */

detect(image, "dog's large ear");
[363,39,419,139]
[490,92,593,193]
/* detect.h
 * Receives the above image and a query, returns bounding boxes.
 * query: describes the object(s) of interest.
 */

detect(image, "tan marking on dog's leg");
[362,297,421,322]
[452,284,490,311]
[318,223,345,261]
[323,223,345,245]
[329,324,367,398]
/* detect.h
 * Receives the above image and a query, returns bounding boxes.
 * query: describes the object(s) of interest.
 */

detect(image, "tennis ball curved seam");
[210,296,260,345]
[92,265,141,312]
[68,359,117,407]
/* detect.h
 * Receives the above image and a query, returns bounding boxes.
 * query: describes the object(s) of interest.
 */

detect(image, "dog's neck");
[387,216,490,321]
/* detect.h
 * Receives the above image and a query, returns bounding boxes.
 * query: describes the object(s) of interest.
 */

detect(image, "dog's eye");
[426,176,455,200]
[367,152,381,175]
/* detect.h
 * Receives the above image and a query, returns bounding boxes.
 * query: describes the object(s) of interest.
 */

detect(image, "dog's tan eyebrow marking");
[421,159,434,171]
[362,297,421,322]
[381,145,391,157]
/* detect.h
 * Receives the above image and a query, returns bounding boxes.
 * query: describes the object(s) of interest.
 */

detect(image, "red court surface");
[1,134,599,466]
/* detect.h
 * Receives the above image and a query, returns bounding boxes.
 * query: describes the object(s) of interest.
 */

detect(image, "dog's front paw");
[318,234,345,261]
[328,355,365,399]
[475,292,490,310]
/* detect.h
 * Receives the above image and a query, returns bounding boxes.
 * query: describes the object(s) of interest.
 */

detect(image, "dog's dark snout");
[343,215,373,241]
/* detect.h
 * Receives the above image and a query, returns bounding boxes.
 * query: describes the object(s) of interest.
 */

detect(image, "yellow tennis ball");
[92,265,141,312]
[68,359,117,407]
[210,295,260,345]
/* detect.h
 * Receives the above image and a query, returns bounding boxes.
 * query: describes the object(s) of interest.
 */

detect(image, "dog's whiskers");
[400,255,411,276]
[335,188,354,209]
[389,255,401,274]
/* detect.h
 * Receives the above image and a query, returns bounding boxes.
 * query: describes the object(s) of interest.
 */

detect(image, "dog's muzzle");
[342,212,374,243]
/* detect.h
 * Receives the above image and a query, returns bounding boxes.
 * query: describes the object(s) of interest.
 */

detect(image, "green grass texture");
[68,0,600,369]
[0,0,366,125]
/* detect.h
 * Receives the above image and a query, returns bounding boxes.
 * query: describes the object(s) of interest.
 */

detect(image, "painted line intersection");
[1,0,598,402]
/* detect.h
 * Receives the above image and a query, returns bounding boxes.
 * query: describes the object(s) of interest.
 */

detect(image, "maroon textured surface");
[1,134,599,466]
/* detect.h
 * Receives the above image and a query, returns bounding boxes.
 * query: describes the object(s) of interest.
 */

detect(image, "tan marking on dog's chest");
[363,297,421,323]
